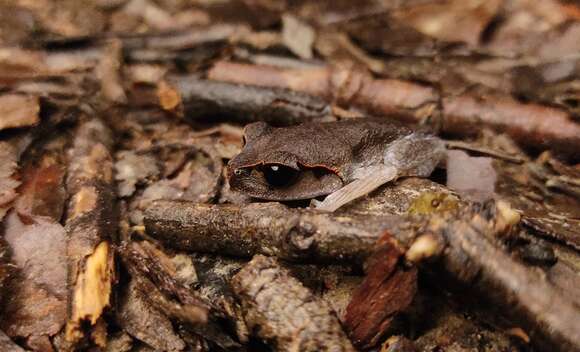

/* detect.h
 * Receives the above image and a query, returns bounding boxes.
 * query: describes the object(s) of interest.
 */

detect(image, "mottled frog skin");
[227,119,445,211]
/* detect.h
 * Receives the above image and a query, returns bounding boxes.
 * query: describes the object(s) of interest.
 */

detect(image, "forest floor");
[0,0,579,351]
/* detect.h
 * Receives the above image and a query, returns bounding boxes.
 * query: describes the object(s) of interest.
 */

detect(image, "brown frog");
[227,119,445,211]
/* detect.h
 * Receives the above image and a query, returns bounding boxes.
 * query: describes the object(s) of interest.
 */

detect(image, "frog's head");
[227,122,343,201]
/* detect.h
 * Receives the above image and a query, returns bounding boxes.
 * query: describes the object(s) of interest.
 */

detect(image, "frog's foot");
[313,165,398,212]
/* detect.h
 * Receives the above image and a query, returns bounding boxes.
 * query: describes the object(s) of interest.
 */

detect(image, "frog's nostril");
[234,168,250,176]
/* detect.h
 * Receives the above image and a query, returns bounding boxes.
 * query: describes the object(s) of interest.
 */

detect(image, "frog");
[227,119,446,212]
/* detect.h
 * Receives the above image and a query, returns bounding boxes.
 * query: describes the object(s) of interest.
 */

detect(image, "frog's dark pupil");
[261,165,298,188]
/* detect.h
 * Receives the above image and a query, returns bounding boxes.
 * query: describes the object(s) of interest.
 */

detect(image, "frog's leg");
[312,165,398,212]
[313,134,446,212]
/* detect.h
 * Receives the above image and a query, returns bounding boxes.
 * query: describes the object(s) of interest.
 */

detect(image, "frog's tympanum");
[227,119,445,211]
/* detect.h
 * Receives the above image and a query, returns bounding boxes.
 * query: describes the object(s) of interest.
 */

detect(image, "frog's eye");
[260,164,299,188]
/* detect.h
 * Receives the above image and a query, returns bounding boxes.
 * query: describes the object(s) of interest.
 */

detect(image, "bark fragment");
[442,94,580,159]
[144,200,403,263]
[231,255,356,352]
[145,200,580,351]
[96,40,127,104]
[1,213,68,351]
[158,77,332,125]
[424,205,580,352]
[0,136,69,350]
[118,278,187,352]
[494,155,580,250]
[208,61,437,119]
[120,241,242,350]
[15,150,67,220]
[391,0,502,46]
[344,234,417,349]
[0,142,21,220]
[121,241,208,324]
[64,118,116,349]
[0,94,40,131]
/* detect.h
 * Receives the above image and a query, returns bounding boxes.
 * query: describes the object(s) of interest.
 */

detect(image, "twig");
[231,255,356,352]
[64,118,116,349]
[144,200,580,351]
[144,201,403,263]
[158,77,333,125]
[445,140,524,164]
[208,62,580,159]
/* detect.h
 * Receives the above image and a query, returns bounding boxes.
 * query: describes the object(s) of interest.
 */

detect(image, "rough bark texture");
[0,141,21,220]
[145,200,580,351]
[117,278,187,352]
[231,255,356,352]
[64,117,116,349]
[119,241,241,351]
[144,200,403,263]
[208,61,438,115]
[120,241,208,323]
[159,76,332,125]
[431,209,580,352]
[1,1,579,351]
[344,234,418,349]
[0,133,69,351]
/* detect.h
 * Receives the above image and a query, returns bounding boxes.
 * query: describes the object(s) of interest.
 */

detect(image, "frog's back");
[260,119,413,178]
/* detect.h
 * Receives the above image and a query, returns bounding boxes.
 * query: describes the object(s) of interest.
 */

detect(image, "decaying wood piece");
[231,255,356,352]
[121,23,249,52]
[119,241,242,350]
[0,94,40,131]
[208,62,580,158]
[493,154,580,251]
[144,200,403,263]
[414,204,580,352]
[158,77,332,125]
[442,94,580,159]
[145,200,580,351]
[14,144,68,220]
[344,234,417,349]
[0,141,21,220]
[0,133,69,351]
[64,118,116,349]
[188,254,249,342]
[117,278,187,352]
[0,106,78,221]
[120,241,208,324]
[2,213,68,351]
[208,61,438,121]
